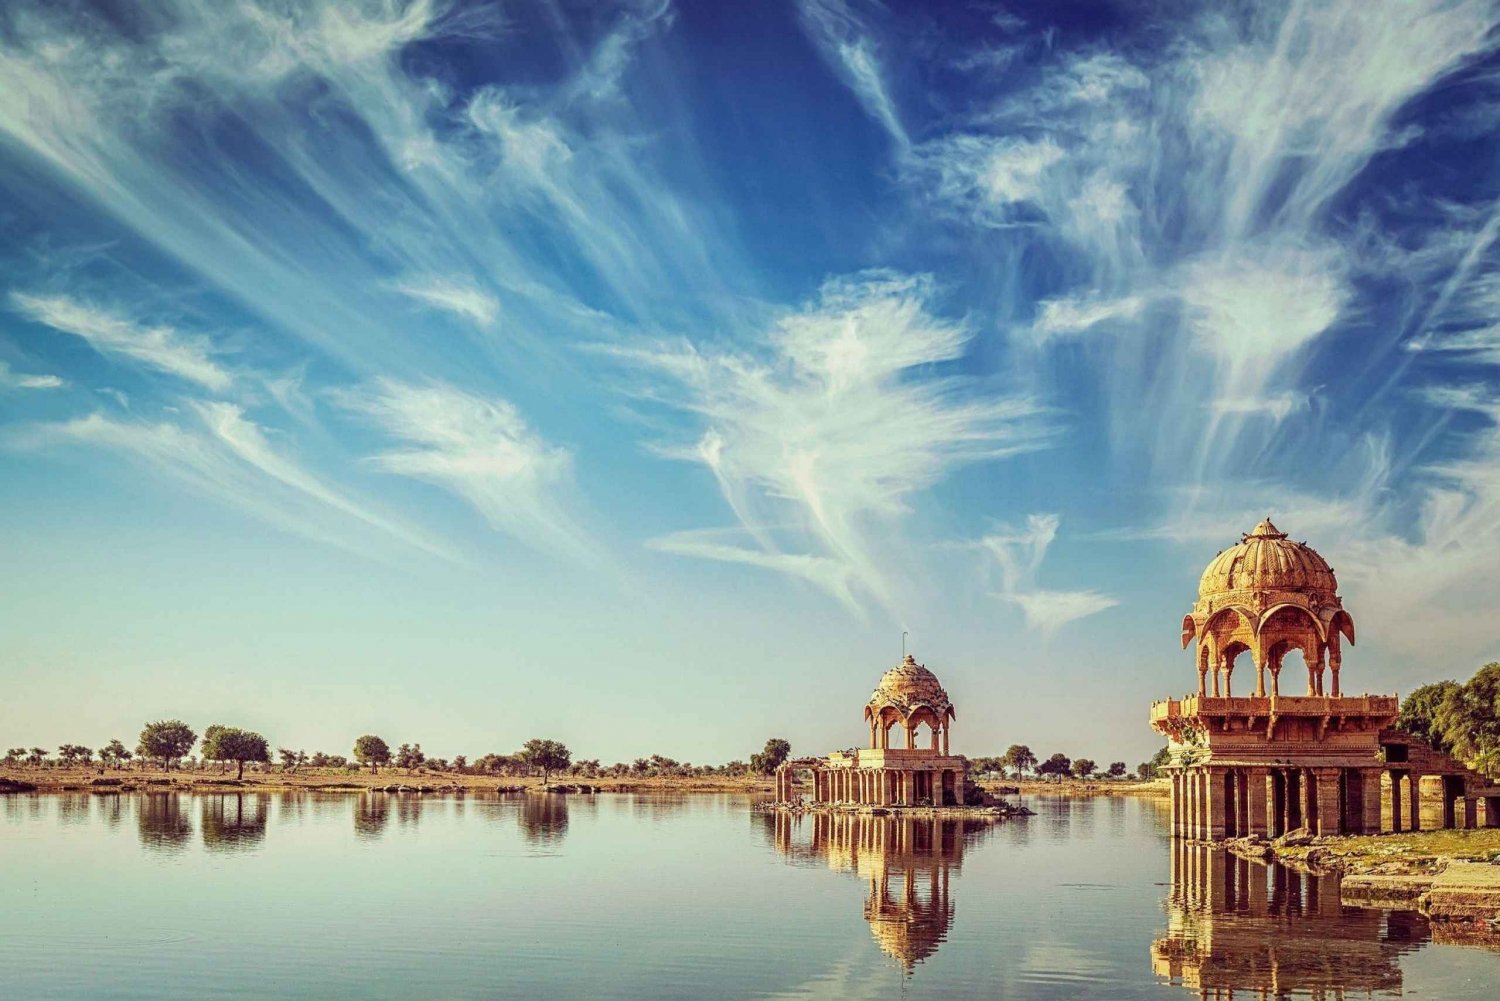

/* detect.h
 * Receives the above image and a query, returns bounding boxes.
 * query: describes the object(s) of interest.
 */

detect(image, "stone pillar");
[1170,772,1182,838]
[1419,775,1447,830]
[1236,770,1250,837]
[1360,770,1382,835]
[1314,768,1341,836]
[1299,769,1318,833]
[1463,797,1478,830]
[1408,773,1422,832]
[1186,768,1200,840]
[1206,767,1228,840]
[1246,768,1268,837]
[942,724,950,756]
[902,771,913,806]
[1182,770,1196,839]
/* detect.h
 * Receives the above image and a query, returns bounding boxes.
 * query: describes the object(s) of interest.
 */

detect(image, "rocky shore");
[1222,827,1500,942]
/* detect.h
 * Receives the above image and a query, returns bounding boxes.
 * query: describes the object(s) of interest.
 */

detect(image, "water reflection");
[138,794,192,854]
[519,794,569,845]
[771,811,994,972]
[1153,842,1430,998]
[200,794,268,853]
[355,794,390,840]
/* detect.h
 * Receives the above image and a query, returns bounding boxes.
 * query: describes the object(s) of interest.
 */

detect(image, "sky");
[1,0,1499,767]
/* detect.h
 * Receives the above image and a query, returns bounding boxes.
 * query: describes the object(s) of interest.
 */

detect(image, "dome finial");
[1249,517,1285,539]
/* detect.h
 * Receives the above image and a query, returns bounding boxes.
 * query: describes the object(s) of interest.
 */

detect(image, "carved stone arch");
[1329,609,1355,646]
[1181,614,1198,650]
[1258,602,1326,642]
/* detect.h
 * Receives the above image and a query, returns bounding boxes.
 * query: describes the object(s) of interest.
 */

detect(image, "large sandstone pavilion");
[774,654,969,807]
[1152,519,1500,840]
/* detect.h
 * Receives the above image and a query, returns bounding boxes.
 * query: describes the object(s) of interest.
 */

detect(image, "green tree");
[1136,744,1172,780]
[138,720,196,770]
[3,747,23,767]
[452,754,468,773]
[1434,663,1500,776]
[1037,752,1071,781]
[1002,744,1037,780]
[202,724,229,772]
[1107,761,1127,779]
[100,739,132,770]
[1072,758,1097,780]
[202,728,270,780]
[395,743,426,772]
[58,744,93,768]
[750,738,792,774]
[1398,680,1462,753]
[353,735,391,774]
[27,747,48,767]
[519,738,572,785]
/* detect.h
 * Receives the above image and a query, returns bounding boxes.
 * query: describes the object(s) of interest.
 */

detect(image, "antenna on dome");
[902,631,908,659]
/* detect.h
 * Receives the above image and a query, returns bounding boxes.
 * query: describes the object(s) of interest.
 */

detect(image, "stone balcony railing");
[1151,693,1398,722]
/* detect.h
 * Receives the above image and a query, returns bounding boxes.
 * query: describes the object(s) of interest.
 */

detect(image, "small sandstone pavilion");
[1152,519,1500,840]
[775,654,968,808]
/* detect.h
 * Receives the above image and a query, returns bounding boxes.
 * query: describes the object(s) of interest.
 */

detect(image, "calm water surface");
[2,791,1496,999]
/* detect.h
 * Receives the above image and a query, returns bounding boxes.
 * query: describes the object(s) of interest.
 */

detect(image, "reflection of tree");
[200,793,268,853]
[394,794,424,828]
[519,793,569,846]
[138,793,192,853]
[354,794,390,840]
[98,794,125,830]
[56,794,91,825]
[1152,843,1430,997]
[772,812,993,971]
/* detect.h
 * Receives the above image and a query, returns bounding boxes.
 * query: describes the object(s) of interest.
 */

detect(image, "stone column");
[1386,771,1402,832]
[1170,772,1182,838]
[1408,773,1422,832]
[903,771,914,806]
[1206,767,1228,840]
[1360,770,1382,835]
[1314,768,1341,836]
[1182,770,1195,839]
[1419,774,1447,830]
[1463,796,1478,830]
[1246,768,1268,837]
[942,724,950,756]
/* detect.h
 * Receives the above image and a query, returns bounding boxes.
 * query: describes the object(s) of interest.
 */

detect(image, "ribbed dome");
[1197,518,1337,599]
[867,655,954,721]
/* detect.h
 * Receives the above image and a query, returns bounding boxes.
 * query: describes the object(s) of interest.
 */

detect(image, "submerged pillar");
[1314,768,1341,836]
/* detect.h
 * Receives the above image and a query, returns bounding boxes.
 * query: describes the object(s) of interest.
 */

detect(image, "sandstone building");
[774,655,968,808]
[1151,519,1500,839]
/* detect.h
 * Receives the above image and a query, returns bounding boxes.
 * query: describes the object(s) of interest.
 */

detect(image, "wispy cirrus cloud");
[3,405,450,560]
[0,359,63,391]
[10,292,232,391]
[614,271,1053,614]
[796,0,908,149]
[393,276,500,328]
[336,378,591,562]
[982,514,1117,636]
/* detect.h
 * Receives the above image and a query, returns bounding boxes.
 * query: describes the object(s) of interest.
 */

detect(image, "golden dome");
[1197,518,1337,599]
[866,655,955,722]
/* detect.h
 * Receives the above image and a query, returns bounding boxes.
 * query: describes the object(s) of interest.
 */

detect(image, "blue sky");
[2,0,1498,766]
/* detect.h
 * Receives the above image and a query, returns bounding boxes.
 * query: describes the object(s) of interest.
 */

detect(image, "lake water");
[2,791,1495,999]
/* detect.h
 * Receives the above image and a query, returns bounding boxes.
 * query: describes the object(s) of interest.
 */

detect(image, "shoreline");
[0,768,773,796]
[1222,828,1500,940]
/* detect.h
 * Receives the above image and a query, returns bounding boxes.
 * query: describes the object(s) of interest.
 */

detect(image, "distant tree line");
[965,743,1167,782]
[1397,663,1500,776]
[3,724,805,783]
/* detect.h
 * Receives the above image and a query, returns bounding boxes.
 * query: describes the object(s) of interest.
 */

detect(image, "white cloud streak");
[612,271,1053,613]
[10,292,232,391]
[0,359,63,390]
[3,406,450,561]
[336,378,591,562]
[982,514,1117,635]
[393,277,500,328]
[797,0,909,148]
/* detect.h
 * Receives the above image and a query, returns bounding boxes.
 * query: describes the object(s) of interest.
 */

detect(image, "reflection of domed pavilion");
[1151,520,1500,840]
[771,811,990,971]
[1153,841,1429,997]
[775,655,967,807]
